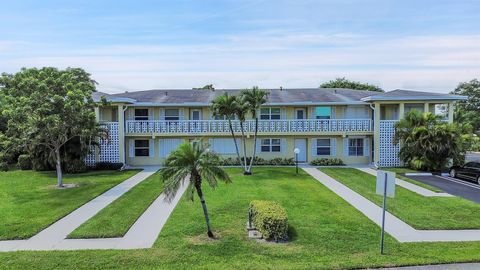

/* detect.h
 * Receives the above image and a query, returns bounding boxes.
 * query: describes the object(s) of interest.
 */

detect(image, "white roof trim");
[361,95,467,102]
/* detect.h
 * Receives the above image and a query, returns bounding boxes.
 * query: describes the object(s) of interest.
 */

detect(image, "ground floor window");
[135,140,150,156]
[316,139,331,155]
[348,138,364,156]
[261,138,281,152]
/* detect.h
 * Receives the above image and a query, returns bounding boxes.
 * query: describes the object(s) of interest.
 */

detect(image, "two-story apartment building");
[88,88,466,168]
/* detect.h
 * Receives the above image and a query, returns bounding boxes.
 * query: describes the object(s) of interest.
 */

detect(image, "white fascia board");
[361,95,467,102]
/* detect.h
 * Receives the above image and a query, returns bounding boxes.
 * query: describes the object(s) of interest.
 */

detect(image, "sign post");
[376,170,395,255]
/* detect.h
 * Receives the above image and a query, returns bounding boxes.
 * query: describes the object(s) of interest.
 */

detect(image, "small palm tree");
[160,141,231,238]
[241,87,268,174]
[211,93,244,170]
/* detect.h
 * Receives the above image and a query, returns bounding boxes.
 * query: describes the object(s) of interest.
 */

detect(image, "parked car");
[449,162,480,184]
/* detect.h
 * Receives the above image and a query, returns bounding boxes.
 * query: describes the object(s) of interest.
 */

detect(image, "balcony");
[125,119,373,135]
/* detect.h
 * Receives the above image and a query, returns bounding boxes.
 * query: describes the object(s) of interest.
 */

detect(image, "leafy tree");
[320,77,384,92]
[211,93,244,170]
[450,79,480,133]
[241,87,268,174]
[394,110,472,171]
[0,67,103,187]
[160,141,230,238]
[193,84,215,90]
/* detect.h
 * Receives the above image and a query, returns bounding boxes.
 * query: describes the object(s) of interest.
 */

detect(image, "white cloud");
[1,32,480,93]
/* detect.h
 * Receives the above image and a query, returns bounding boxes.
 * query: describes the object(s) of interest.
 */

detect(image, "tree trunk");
[239,121,249,174]
[55,147,63,188]
[228,119,243,168]
[247,117,258,174]
[195,183,214,238]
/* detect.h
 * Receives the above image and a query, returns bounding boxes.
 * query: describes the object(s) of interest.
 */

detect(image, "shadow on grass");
[288,225,298,242]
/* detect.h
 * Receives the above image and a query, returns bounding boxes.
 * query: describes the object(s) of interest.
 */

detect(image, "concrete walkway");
[378,263,480,270]
[0,166,188,251]
[358,168,453,197]
[303,168,480,242]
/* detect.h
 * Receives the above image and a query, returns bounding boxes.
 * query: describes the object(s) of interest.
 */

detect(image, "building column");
[448,102,454,123]
[399,103,405,120]
[424,103,430,114]
[118,105,126,165]
[373,102,381,166]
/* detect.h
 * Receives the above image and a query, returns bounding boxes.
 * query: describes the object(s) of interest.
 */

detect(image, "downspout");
[121,105,129,170]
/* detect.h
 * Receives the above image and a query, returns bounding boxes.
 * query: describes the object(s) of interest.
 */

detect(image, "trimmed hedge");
[17,154,32,170]
[220,157,295,166]
[249,200,288,241]
[88,162,124,171]
[309,158,345,166]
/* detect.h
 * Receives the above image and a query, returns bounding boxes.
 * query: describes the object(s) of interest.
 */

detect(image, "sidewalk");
[377,263,480,270]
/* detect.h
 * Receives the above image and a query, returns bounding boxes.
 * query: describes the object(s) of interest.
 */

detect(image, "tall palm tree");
[211,93,244,169]
[241,87,268,174]
[234,95,250,174]
[160,141,231,238]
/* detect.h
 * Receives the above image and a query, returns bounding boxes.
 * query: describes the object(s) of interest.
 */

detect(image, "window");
[348,138,364,156]
[165,109,179,121]
[134,109,149,121]
[316,139,331,155]
[315,106,331,119]
[261,138,281,152]
[260,108,281,120]
[404,104,424,115]
[345,106,368,119]
[380,105,399,120]
[134,140,149,156]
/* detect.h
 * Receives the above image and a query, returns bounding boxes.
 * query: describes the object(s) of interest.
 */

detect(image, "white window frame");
[348,138,364,156]
[261,138,281,152]
[134,109,149,121]
[260,108,281,120]
[316,139,331,156]
[165,109,179,121]
[190,109,201,120]
[134,139,150,157]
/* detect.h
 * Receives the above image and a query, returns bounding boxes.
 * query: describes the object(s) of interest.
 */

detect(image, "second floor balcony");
[125,119,373,135]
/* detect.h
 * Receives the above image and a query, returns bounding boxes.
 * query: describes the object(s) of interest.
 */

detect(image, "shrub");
[310,158,345,166]
[89,162,124,170]
[249,200,288,241]
[0,162,9,172]
[219,157,295,166]
[17,154,32,170]
[63,158,87,174]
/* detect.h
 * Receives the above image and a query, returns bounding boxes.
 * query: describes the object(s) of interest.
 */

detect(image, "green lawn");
[0,169,140,240]
[4,167,480,269]
[321,168,480,230]
[383,167,443,192]
[68,171,163,238]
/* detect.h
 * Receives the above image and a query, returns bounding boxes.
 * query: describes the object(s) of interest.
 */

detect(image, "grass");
[68,171,163,238]
[383,167,443,192]
[321,168,480,230]
[4,168,480,269]
[0,169,140,240]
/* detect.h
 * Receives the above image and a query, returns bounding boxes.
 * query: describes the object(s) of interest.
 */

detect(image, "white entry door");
[294,138,307,162]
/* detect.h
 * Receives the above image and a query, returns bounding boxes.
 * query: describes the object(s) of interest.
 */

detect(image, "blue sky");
[1,0,479,93]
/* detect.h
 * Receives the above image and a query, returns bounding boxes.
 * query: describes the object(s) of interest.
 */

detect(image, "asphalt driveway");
[404,174,480,204]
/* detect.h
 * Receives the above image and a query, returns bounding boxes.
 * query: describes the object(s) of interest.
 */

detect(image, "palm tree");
[394,110,470,171]
[160,141,231,238]
[234,95,250,174]
[241,87,268,174]
[211,93,244,169]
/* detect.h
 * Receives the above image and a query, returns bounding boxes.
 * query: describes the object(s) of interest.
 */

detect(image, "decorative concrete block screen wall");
[379,120,401,167]
[85,122,120,166]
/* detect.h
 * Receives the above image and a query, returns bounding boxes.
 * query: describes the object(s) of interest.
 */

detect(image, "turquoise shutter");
[330,138,336,156]
[364,138,370,157]
[343,138,349,157]
[129,139,135,157]
[149,139,155,157]
[311,138,317,157]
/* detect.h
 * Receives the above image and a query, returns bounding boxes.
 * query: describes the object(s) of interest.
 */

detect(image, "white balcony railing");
[125,119,372,134]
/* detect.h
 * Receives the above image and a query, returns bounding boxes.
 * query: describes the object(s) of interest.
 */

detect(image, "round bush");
[0,162,9,172]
